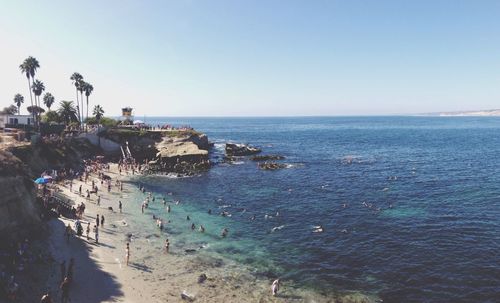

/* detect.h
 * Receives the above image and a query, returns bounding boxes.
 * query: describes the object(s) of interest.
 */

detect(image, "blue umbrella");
[34,177,48,184]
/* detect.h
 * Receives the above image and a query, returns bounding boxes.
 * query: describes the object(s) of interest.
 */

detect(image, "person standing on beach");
[119,201,122,213]
[125,243,130,266]
[78,185,82,196]
[60,277,70,303]
[271,279,280,296]
[97,195,101,206]
[101,215,105,227]
[96,214,100,227]
[164,238,170,253]
[93,225,99,243]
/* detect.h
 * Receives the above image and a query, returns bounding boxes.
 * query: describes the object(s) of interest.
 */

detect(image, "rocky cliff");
[0,149,40,233]
[0,137,98,234]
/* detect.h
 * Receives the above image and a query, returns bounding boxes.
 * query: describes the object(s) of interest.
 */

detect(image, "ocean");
[123,116,500,302]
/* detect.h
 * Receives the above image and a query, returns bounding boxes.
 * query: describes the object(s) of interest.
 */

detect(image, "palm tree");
[19,56,40,124]
[31,80,45,126]
[70,72,83,127]
[58,101,79,126]
[78,80,86,126]
[84,82,94,131]
[32,80,45,125]
[93,105,104,124]
[93,104,104,147]
[43,92,55,111]
[13,94,24,115]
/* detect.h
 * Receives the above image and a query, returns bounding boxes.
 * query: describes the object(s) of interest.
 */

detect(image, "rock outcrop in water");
[147,132,211,175]
[225,143,261,156]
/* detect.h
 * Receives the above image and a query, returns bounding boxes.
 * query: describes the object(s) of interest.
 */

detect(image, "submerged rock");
[225,143,261,156]
[250,154,285,161]
[258,162,287,170]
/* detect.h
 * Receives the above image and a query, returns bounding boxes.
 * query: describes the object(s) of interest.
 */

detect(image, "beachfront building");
[120,107,134,125]
[0,114,34,129]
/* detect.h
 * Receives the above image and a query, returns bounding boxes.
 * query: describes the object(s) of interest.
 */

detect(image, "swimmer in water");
[191,223,195,230]
[313,225,324,233]
[186,215,190,221]
[208,209,212,215]
[250,215,256,221]
[199,225,205,233]
[221,228,228,238]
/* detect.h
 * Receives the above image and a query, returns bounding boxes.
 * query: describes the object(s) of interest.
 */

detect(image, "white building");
[0,114,34,129]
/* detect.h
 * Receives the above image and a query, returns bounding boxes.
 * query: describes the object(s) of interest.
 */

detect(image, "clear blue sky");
[1,0,499,116]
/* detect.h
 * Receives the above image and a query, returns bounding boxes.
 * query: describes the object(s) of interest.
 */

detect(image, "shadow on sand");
[47,218,123,302]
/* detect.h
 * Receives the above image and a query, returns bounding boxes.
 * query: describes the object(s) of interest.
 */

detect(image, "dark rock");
[198,273,207,283]
[225,143,261,156]
[250,155,285,161]
[258,162,287,170]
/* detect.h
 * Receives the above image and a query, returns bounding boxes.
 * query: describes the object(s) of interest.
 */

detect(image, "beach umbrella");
[43,175,53,180]
[133,120,144,125]
[34,177,48,184]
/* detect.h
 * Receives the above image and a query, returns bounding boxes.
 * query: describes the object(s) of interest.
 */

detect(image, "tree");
[70,72,83,126]
[31,79,45,125]
[78,80,86,126]
[26,105,45,116]
[43,92,55,111]
[83,82,93,131]
[13,94,24,115]
[0,105,18,115]
[19,56,40,124]
[41,110,61,124]
[57,101,79,125]
[93,104,104,123]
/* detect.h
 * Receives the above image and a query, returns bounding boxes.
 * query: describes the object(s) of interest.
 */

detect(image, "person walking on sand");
[119,201,122,213]
[78,185,82,196]
[97,195,101,206]
[125,243,130,266]
[271,279,280,296]
[40,291,53,303]
[101,215,105,227]
[67,258,74,282]
[60,277,70,303]
[96,214,100,227]
[86,222,90,240]
[93,225,99,243]
[64,224,72,243]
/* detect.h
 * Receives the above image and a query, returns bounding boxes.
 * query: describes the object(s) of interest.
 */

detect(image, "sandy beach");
[27,163,336,303]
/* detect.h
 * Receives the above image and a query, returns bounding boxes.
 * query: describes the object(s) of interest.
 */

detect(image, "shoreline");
[25,162,362,302]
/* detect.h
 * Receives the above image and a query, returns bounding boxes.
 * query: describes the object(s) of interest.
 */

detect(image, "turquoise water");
[126,117,500,302]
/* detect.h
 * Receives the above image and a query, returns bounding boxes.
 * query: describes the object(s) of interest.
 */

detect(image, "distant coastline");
[418,109,500,117]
